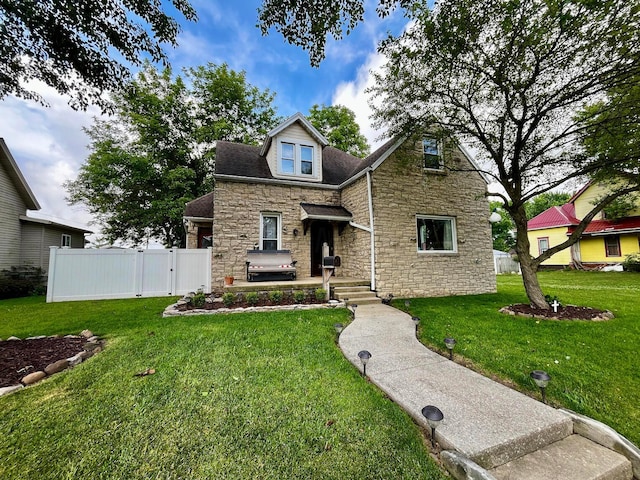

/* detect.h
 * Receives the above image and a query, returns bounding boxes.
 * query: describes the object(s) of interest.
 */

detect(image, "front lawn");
[403,271,640,448]
[0,298,444,479]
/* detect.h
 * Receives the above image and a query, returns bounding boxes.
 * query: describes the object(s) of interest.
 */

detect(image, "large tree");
[66,63,279,247]
[366,0,640,308]
[0,0,196,110]
[308,104,370,157]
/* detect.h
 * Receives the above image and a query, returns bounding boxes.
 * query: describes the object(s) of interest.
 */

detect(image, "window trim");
[422,137,443,170]
[61,234,71,248]
[416,215,457,253]
[277,138,316,178]
[604,235,621,257]
[537,237,549,256]
[260,212,282,251]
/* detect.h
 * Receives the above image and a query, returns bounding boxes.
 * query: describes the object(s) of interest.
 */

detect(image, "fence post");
[134,249,144,297]
[169,248,177,295]
[205,246,213,293]
[46,246,58,303]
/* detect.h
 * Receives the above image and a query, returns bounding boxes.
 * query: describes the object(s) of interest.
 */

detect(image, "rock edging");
[0,329,104,398]
[164,299,345,317]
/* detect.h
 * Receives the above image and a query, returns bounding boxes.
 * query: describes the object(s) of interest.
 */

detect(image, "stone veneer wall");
[370,138,496,298]
[340,175,372,281]
[212,181,343,286]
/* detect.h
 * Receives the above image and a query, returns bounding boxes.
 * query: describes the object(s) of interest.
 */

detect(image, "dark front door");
[310,222,334,276]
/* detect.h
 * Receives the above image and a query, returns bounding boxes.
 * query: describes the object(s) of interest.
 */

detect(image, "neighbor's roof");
[19,215,92,234]
[0,138,41,210]
[184,192,214,219]
[527,204,579,231]
[574,216,640,236]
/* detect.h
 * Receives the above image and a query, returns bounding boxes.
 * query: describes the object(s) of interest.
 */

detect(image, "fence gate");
[46,247,211,302]
[494,255,521,274]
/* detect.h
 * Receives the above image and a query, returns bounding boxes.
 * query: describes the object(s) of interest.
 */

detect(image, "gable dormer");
[260,113,329,183]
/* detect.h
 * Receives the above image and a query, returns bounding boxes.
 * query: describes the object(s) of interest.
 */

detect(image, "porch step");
[333,286,381,305]
[489,434,633,480]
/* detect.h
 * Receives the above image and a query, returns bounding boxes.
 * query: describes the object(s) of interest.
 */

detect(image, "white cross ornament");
[551,299,560,313]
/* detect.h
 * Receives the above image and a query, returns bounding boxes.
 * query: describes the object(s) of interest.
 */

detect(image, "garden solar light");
[530,370,551,404]
[350,303,358,317]
[421,405,444,448]
[412,316,420,332]
[444,337,457,360]
[404,300,411,309]
[358,350,371,377]
[334,323,344,334]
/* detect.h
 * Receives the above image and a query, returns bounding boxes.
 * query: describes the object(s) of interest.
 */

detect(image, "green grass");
[401,271,640,448]
[0,297,445,479]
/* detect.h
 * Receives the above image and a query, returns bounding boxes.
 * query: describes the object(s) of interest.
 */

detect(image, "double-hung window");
[417,215,457,253]
[260,213,281,250]
[61,234,71,247]
[423,137,442,169]
[605,235,621,257]
[538,237,549,255]
[278,140,315,177]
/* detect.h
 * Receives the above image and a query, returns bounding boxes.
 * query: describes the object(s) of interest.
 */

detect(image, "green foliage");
[315,288,327,302]
[222,292,236,307]
[0,267,46,299]
[525,193,571,220]
[600,194,638,221]
[308,104,370,157]
[622,253,640,272]
[65,63,280,247]
[192,291,206,308]
[489,201,515,252]
[0,0,196,110]
[293,290,306,303]
[245,291,260,306]
[269,290,284,304]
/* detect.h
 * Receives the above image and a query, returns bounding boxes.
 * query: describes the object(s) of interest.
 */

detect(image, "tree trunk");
[511,204,549,309]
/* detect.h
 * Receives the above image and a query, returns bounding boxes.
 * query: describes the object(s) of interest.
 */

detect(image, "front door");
[310,222,334,276]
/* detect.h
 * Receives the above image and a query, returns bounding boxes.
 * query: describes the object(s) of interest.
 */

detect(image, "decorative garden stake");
[551,299,560,313]
[444,337,457,360]
[358,350,371,377]
[421,405,444,448]
[530,370,551,403]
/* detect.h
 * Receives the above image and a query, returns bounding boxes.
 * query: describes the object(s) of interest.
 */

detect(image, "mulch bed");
[500,304,614,321]
[177,296,325,311]
[0,337,85,387]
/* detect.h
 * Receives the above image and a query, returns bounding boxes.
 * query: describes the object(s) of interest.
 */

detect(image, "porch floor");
[224,277,370,293]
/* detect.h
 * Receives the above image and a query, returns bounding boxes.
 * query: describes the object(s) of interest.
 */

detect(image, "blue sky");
[0,0,410,236]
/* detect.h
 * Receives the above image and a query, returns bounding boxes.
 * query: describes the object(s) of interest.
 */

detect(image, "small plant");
[245,291,259,306]
[192,291,206,308]
[622,253,640,272]
[293,290,306,303]
[315,288,327,302]
[269,290,284,304]
[222,292,236,307]
[544,294,561,306]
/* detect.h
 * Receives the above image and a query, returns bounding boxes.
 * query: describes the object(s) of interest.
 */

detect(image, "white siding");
[266,123,322,181]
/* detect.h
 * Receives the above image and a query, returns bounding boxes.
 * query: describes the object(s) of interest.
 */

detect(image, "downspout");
[347,169,376,291]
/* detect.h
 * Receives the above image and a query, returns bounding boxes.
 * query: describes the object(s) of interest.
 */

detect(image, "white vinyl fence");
[46,247,211,302]
[494,255,521,274]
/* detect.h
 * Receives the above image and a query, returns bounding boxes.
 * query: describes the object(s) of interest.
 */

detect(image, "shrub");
[192,291,206,308]
[293,290,306,303]
[622,253,640,272]
[0,266,47,299]
[245,291,259,306]
[315,288,327,302]
[222,292,236,307]
[269,290,284,304]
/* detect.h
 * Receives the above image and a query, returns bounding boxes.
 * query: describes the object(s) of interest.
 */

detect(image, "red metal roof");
[527,204,578,230]
[580,216,640,235]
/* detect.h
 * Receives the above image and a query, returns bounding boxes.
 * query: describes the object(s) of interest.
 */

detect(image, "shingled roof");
[184,192,214,219]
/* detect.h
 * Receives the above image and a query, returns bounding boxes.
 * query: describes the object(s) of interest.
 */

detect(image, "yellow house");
[527,183,640,268]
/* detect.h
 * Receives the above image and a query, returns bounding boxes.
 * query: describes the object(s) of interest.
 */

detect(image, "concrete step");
[335,291,377,300]
[490,434,633,480]
[333,285,371,294]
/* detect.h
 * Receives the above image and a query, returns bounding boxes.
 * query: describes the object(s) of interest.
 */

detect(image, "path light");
[530,370,551,404]
[358,350,371,377]
[444,337,457,360]
[421,405,444,448]
[412,316,420,333]
[404,300,411,310]
[334,323,344,334]
[350,303,358,317]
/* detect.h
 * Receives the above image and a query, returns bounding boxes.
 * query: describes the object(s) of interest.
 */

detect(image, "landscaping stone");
[81,329,94,339]
[44,359,69,375]
[0,385,24,397]
[7,336,20,341]
[87,335,100,343]
[67,353,83,366]
[83,342,100,352]
[26,335,47,340]
[22,371,46,385]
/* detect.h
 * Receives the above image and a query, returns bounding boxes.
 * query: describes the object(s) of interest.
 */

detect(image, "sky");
[0,0,410,240]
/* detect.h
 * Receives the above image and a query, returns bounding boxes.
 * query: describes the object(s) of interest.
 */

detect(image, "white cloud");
[332,51,389,149]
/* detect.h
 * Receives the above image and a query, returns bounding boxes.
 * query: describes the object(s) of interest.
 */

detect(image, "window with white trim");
[423,137,442,169]
[417,215,457,253]
[278,140,315,177]
[61,234,71,247]
[260,213,281,250]
[538,237,549,255]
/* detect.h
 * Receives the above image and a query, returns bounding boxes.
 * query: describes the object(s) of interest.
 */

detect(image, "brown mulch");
[177,296,325,311]
[500,304,614,321]
[0,337,85,387]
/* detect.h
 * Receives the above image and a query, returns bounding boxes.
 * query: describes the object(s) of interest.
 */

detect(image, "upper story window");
[61,234,71,247]
[423,137,442,169]
[278,140,315,178]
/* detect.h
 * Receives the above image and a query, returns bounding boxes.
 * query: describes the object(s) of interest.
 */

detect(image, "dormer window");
[423,137,442,169]
[278,139,316,178]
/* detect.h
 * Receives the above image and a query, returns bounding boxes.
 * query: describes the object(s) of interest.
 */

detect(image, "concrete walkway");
[339,303,637,480]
